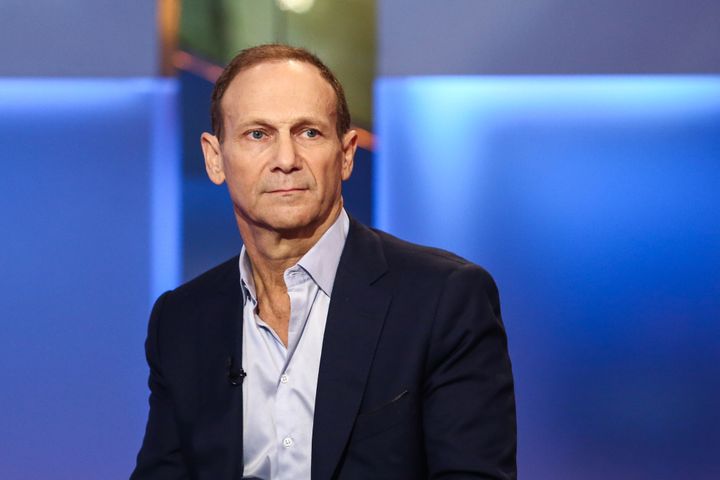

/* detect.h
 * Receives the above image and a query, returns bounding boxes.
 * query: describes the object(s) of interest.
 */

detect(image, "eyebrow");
[235,116,332,130]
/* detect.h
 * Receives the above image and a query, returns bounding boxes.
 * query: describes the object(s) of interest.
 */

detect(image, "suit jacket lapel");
[312,219,391,480]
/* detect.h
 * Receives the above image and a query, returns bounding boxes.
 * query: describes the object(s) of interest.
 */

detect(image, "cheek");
[224,156,259,186]
[226,182,250,210]
[224,168,259,206]
[319,163,344,198]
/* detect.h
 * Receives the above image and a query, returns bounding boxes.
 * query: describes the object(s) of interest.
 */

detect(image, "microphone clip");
[226,356,246,386]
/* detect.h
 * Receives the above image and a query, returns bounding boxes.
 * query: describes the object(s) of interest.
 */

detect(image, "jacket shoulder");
[164,255,239,302]
[146,256,240,358]
[370,227,493,281]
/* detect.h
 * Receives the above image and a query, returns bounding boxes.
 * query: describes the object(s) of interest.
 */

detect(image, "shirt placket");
[273,266,313,479]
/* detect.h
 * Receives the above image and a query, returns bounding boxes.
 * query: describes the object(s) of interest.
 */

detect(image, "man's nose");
[271,132,302,173]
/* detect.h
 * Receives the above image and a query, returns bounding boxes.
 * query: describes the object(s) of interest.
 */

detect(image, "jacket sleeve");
[130,291,189,479]
[423,264,517,479]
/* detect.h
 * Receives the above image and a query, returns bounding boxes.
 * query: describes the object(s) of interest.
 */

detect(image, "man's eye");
[249,130,265,140]
[304,129,319,138]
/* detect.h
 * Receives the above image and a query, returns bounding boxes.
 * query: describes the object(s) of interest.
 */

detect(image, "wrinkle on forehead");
[221,60,337,133]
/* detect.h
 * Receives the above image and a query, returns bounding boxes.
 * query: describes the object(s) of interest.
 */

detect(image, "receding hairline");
[217,60,341,138]
[221,58,338,105]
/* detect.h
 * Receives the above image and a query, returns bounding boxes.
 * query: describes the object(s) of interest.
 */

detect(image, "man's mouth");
[266,187,307,194]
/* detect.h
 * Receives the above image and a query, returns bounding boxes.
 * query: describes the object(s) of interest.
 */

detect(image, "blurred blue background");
[1,1,718,478]
[376,76,720,479]
[0,78,179,479]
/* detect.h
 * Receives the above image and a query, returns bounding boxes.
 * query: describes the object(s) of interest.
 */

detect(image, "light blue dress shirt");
[239,209,349,480]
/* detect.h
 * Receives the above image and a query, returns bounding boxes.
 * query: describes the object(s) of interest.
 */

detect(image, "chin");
[262,209,319,232]
[264,204,337,237]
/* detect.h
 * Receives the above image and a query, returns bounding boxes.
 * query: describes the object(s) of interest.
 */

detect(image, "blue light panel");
[0,79,180,479]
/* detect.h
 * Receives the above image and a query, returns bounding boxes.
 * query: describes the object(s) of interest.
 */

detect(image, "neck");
[237,202,343,347]
[238,202,343,288]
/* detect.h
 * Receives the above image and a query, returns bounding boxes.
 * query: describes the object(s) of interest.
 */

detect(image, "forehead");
[221,60,336,124]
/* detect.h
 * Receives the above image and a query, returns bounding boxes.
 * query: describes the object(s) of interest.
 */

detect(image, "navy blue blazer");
[131,218,517,479]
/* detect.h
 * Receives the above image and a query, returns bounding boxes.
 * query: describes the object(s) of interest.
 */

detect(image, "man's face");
[202,60,356,237]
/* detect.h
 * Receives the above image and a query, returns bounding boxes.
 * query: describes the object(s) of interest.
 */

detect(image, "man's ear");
[201,132,226,185]
[340,129,358,181]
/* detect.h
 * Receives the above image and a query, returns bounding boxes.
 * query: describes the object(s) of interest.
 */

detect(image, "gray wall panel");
[0,0,157,76]
[379,0,720,75]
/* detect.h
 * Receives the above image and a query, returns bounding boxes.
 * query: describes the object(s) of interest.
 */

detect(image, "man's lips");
[265,187,308,194]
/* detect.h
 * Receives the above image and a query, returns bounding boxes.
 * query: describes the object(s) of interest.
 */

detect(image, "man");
[132,44,516,479]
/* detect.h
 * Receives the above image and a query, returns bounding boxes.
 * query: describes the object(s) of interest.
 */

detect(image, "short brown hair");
[210,44,351,141]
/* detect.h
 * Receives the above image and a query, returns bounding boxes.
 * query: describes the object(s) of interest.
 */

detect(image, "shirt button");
[282,437,294,448]
[280,374,289,384]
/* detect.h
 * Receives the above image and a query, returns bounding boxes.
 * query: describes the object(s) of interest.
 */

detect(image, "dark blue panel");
[0,79,179,479]
[376,76,720,479]
[343,146,374,227]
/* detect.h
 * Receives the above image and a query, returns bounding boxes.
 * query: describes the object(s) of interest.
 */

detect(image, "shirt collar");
[238,208,350,302]
[238,247,257,304]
